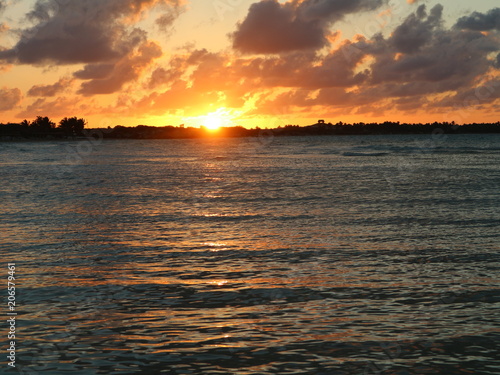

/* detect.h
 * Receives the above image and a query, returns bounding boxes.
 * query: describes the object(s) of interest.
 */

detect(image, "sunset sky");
[0,0,499,128]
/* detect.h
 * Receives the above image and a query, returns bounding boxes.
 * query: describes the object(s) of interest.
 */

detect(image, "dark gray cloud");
[360,5,498,89]
[230,1,491,93]
[73,64,116,80]
[232,0,387,54]
[247,4,500,115]
[455,8,500,31]
[0,0,180,65]
[390,4,442,54]
[232,0,326,54]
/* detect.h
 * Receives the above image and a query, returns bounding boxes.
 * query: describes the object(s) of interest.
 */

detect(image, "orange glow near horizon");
[182,108,240,130]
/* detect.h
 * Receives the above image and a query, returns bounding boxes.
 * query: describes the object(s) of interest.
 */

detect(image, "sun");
[201,108,234,130]
[184,107,241,130]
[203,113,223,130]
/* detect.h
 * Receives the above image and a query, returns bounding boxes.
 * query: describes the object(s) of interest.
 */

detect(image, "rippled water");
[1,134,499,374]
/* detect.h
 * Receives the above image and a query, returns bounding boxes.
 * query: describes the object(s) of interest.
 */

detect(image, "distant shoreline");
[1,121,500,141]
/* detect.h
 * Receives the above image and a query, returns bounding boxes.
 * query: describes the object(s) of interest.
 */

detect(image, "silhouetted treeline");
[82,121,500,139]
[274,121,500,136]
[0,116,86,139]
[2,119,500,140]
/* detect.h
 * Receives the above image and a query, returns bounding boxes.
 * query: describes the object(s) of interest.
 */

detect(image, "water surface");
[1,134,499,374]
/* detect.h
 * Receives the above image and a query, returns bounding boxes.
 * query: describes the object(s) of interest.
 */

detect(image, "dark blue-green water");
[1,134,499,374]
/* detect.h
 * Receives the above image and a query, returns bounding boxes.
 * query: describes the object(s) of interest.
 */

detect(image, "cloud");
[221,45,368,90]
[0,23,10,71]
[17,95,94,119]
[243,4,500,116]
[146,66,182,89]
[27,77,73,97]
[78,41,162,95]
[131,3,499,121]
[133,49,225,114]
[365,5,498,87]
[156,2,184,32]
[0,0,12,14]
[145,49,211,89]
[127,43,368,117]
[0,0,181,65]
[9,1,496,122]
[131,1,499,119]
[232,0,387,54]
[0,87,22,111]
[73,64,116,80]
[156,13,177,31]
[455,8,500,31]
[390,4,443,54]
[432,79,500,108]
[232,0,327,54]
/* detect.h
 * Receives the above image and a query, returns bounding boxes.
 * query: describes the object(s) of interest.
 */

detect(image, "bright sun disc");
[203,114,222,130]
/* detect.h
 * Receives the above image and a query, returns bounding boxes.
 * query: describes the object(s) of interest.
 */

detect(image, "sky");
[0,0,499,128]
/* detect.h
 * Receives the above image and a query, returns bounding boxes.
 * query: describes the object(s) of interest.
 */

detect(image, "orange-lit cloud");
[28,77,74,97]
[0,87,22,111]
[78,41,163,95]
[17,95,97,119]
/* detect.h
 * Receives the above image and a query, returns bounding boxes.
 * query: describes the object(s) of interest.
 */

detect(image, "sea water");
[1,134,499,374]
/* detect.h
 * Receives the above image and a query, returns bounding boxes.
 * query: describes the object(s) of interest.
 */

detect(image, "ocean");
[1,133,499,374]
